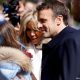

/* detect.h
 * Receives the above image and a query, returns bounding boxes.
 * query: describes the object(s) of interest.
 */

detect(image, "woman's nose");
[31,31,35,36]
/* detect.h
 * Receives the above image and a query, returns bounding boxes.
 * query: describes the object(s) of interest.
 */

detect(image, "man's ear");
[55,15,63,26]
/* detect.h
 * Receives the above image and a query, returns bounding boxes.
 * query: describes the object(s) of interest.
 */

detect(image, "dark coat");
[41,26,80,80]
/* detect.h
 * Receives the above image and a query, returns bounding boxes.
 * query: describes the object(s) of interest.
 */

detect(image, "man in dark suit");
[37,1,80,80]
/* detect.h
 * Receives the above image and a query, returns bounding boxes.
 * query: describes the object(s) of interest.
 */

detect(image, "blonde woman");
[19,10,44,80]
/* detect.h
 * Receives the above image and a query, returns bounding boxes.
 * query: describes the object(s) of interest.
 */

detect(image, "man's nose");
[38,22,43,29]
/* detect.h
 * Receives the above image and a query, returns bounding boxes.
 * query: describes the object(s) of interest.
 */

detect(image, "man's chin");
[43,34,50,38]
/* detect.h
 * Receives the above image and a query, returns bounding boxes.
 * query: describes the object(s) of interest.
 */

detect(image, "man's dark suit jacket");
[41,26,80,80]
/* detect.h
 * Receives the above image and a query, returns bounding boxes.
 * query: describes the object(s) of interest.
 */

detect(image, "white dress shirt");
[27,44,42,80]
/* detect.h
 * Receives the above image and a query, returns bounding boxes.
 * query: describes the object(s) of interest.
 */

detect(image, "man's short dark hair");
[37,1,69,25]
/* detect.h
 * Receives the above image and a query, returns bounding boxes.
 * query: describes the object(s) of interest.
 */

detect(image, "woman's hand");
[17,74,25,80]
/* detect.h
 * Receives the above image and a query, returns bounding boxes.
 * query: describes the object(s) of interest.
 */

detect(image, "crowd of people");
[0,0,80,80]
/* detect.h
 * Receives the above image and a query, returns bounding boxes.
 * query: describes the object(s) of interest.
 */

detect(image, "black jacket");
[41,26,80,80]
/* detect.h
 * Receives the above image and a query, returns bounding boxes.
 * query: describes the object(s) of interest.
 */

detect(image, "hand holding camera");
[3,0,20,26]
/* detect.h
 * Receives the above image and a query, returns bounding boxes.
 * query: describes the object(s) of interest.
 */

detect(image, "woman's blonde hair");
[20,10,38,45]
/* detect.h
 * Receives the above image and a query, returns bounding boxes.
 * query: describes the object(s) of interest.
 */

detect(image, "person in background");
[25,0,37,12]
[37,1,80,80]
[17,0,26,18]
[70,0,80,29]
[71,0,80,23]
[0,3,9,21]
[0,19,20,49]
[0,3,3,13]
[17,0,37,18]
[0,19,33,80]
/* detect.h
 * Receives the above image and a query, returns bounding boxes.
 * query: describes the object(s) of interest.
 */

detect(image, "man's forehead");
[38,9,53,17]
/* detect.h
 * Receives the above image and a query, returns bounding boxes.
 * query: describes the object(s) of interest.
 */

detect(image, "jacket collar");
[43,26,77,49]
